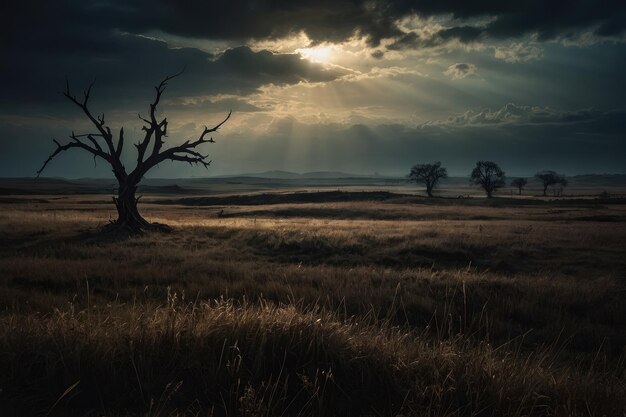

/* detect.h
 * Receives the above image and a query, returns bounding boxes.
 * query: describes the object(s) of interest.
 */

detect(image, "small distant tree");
[552,176,568,196]
[510,177,527,195]
[408,161,448,197]
[535,170,567,196]
[470,161,506,198]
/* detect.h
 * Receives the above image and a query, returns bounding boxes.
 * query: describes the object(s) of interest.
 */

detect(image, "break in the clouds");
[1,1,625,177]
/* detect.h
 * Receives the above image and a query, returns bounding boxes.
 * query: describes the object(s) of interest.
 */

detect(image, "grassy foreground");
[0,196,625,416]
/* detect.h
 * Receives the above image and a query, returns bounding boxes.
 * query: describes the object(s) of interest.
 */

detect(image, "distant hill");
[1,173,624,196]
[137,184,193,194]
[222,170,301,179]
[218,170,365,179]
[160,190,411,206]
[569,174,626,186]
[300,171,365,179]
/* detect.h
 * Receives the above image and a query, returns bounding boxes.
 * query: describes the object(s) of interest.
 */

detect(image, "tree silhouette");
[37,71,231,233]
[470,161,505,198]
[552,176,568,196]
[510,177,527,195]
[408,161,448,197]
[535,171,567,196]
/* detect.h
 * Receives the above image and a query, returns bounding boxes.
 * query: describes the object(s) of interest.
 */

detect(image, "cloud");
[167,96,263,113]
[420,103,612,127]
[3,1,625,56]
[443,63,479,80]
[0,32,347,114]
[494,42,543,63]
[388,25,486,50]
[414,1,626,46]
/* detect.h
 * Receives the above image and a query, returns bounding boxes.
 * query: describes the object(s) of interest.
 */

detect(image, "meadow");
[0,190,625,416]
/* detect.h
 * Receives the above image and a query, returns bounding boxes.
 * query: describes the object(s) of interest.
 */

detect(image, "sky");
[1,0,625,178]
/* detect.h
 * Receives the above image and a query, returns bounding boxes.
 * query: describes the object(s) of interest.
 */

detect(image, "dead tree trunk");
[110,180,152,232]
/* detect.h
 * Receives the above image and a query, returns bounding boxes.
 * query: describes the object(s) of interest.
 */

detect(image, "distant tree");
[470,161,506,198]
[510,177,528,195]
[408,161,448,197]
[552,176,568,197]
[37,71,231,233]
[535,171,567,196]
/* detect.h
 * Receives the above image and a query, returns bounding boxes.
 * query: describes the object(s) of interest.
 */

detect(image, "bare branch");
[84,79,96,103]
[36,136,109,177]
[188,110,232,148]
[155,67,186,97]
[151,68,186,123]
[138,113,151,124]
[168,154,212,169]
[116,127,124,158]
[138,109,231,174]
[133,69,187,162]
[37,79,128,179]
[86,134,103,153]
[62,80,117,156]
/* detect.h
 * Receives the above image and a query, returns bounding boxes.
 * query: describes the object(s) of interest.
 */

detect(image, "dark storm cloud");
[0,31,345,114]
[394,1,626,44]
[0,1,347,114]
[0,0,400,50]
[102,1,626,45]
[1,0,624,110]
[3,1,626,55]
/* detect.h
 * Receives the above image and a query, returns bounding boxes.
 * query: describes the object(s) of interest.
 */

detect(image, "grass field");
[1,191,625,416]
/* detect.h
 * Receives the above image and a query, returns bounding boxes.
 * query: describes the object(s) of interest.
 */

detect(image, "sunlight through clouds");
[2,1,626,176]
[296,45,334,63]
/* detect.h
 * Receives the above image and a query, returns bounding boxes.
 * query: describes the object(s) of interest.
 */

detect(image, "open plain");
[1,181,625,416]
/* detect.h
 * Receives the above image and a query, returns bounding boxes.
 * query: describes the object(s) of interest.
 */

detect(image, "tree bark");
[108,180,169,233]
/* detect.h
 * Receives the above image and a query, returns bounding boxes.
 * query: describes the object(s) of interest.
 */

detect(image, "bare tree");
[552,176,568,196]
[470,161,505,198]
[510,177,527,195]
[534,170,567,196]
[37,71,231,233]
[408,161,448,197]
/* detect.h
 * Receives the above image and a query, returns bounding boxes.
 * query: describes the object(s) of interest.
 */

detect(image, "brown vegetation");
[0,195,625,416]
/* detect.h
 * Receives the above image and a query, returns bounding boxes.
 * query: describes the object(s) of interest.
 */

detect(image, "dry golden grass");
[0,196,625,416]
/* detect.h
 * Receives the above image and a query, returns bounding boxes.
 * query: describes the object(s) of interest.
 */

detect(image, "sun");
[297,46,334,63]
